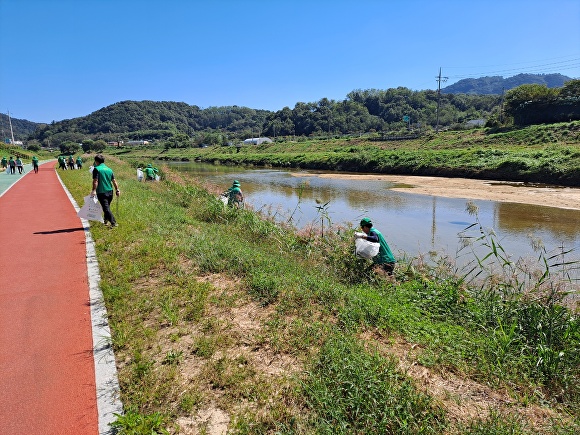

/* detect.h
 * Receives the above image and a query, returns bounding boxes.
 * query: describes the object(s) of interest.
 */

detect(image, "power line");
[443,54,580,70]
[444,57,580,80]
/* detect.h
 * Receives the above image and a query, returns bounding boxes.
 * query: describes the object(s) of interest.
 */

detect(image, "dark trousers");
[379,262,395,275]
[97,191,116,225]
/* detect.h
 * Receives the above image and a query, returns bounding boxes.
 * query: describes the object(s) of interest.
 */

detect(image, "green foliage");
[504,80,580,125]
[59,141,81,155]
[302,333,446,434]
[110,409,170,434]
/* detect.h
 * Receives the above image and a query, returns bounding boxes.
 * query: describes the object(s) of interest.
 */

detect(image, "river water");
[166,162,580,272]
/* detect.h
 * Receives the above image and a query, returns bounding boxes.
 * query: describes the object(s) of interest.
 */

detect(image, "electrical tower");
[435,68,448,133]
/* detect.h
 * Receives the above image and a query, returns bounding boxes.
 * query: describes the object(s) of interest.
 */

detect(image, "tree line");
[27,81,580,151]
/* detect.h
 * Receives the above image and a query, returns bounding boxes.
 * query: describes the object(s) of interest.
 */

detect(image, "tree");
[60,141,81,155]
[560,79,580,98]
[93,140,107,152]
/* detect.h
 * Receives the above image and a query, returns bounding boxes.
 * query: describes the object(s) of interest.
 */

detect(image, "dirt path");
[318,174,580,211]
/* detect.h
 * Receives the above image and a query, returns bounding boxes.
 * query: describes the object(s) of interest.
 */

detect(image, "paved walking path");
[0,162,121,434]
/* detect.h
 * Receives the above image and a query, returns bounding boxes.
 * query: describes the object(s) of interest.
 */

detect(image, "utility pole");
[435,68,448,133]
[499,87,505,124]
[8,110,15,144]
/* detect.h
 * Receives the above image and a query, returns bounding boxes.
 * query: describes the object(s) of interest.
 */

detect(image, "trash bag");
[77,195,104,223]
[355,237,380,259]
[137,168,144,182]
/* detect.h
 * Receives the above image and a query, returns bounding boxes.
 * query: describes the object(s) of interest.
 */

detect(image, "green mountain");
[442,73,573,95]
[0,113,39,142]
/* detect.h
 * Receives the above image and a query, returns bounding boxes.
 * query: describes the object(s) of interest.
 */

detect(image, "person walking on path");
[32,156,39,173]
[57,155,66,170]
[68,155,75,170]
[8,156,16,174]
[76,155,83,169]
[91,154,120,227]
[15,157,24,174]
[1,156,7,171]
[355,217,396,276]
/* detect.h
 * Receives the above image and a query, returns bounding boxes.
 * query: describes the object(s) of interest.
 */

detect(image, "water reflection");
[166,161,580,264]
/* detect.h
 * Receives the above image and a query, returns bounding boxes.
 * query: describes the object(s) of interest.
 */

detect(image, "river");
[166,161,580,275]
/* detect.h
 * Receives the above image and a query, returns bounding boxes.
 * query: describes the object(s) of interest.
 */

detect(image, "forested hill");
[22,77,580,147]
[0,113,39,141]
[442,73,572,95]
[29,91,501,145]
[70,101,269,137]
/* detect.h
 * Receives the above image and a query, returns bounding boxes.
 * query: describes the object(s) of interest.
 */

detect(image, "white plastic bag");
[137,168,144,181]
[77,195,104,223]
[355,237,380,259]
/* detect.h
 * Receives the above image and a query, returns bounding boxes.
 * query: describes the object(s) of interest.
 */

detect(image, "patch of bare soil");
[153,274,301,435]
[360,331,569,432]
[316,174,580,211]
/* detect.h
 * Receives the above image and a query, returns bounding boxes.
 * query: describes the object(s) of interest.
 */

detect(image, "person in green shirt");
[1,156,7,170]
[57,155,66,170]
[76,156,83,169]
[356,217,396,275]
[143,163,157,181]
[91,154,120,227]
[225,180,244,208]
[8,156,16,174]
[32,156,39,173]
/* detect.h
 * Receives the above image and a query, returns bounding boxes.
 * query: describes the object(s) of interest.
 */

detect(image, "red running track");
[0,161,98,434]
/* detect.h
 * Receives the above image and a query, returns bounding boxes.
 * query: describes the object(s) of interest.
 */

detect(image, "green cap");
[147,164,152,167]
[360,217,372,227]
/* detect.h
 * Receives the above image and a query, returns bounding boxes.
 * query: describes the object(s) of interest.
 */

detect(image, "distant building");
[126,140,149,146]
[465,119,486,127]
[243,137,272,145]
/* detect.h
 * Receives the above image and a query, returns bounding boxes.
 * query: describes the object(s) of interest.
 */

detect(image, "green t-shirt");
[144,167,156,179]
[32,157,39,166]
[93,163,115,193]
[370,228,396,264]
[228,187,242,204]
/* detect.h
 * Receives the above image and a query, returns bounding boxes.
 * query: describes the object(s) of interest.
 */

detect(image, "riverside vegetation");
[58,151,580,435]
[109,121,580,187]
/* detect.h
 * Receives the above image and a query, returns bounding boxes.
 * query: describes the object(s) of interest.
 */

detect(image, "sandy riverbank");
[316,174,580,211]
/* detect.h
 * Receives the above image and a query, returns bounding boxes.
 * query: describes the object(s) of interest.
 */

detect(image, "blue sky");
[1,0,579,123]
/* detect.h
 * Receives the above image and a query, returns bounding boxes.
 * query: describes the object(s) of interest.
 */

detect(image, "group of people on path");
[58,155,83,171]
[2,155,40,174]
[2,156,23,174]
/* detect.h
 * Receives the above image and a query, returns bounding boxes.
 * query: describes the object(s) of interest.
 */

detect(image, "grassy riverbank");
[60,158,579,434]
[109,121,580,187]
